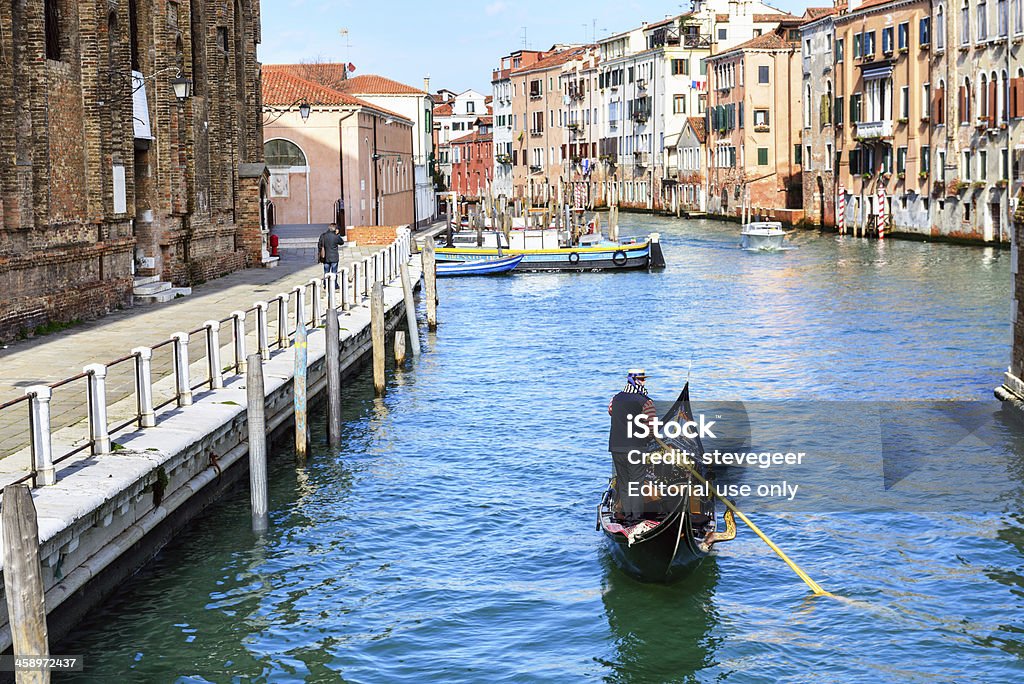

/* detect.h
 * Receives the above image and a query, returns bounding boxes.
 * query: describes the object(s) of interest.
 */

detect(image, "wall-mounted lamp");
[171,74,193,103]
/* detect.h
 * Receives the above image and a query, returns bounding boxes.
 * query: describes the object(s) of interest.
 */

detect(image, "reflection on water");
[58,216,1024,682]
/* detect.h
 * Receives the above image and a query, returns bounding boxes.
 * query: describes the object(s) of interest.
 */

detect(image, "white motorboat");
[740,221,788,251]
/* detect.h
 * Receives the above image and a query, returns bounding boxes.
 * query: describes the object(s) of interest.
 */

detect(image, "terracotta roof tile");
[450,130,493,145]
[433,103,453,116]
[708,28,794,59]
[853,0,897,11]
[804,7,836,18]
[687,116,707,143]
[510,47,587,75]
[262,66,411,121]
[340,74,426,95]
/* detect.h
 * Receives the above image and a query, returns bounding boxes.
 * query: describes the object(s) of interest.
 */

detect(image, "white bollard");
[310,278,322,326]
[84,363,111,454]
[26,386,55,486]
[255,303,270,360]
[293,286,306,328]
[327,273,337,311]
[172,332,193,407]
[205,320,224,389]
[232,310,247,374]
[133,346,156,428]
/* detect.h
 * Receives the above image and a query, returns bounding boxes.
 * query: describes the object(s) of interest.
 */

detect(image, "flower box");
[897,117,908,123]
[997,179,1009,188]
[918,171,929,180]
[897,172,906,179]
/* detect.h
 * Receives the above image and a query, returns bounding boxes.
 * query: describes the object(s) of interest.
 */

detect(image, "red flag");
[347,63,356,72]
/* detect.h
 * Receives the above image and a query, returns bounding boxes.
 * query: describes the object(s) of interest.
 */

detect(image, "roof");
[268,65,426,96]
[510,47,588,76]
[341,74,426,95]
[450,130,493,145]
[852,0,897,10]
[687,116,707,143]
[707,29,794,60]
[262,66,411,122]
[804,7,836,18]
[753,13,799,22]
[476,115,493,125]
[433,103,453,116]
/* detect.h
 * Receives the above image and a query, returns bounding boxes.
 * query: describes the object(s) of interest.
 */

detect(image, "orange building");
[450,127,494,199]
[705,21,806,222]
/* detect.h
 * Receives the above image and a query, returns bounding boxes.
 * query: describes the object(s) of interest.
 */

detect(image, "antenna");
[521,26,528,50]
[339,28,352,64]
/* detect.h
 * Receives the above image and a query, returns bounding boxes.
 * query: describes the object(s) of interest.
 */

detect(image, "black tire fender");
[568,251,581,264]
[612,250,628,266]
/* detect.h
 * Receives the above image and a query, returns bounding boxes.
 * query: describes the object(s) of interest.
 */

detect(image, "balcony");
[681,34,712,49]
[856,120,893,139]
[530,128,544,137]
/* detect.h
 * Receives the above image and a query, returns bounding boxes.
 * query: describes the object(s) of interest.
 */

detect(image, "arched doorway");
[264,138,311,224]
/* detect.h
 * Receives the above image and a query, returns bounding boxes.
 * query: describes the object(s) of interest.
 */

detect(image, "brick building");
[706,22,806,221]
[0,0,267,341]
[450,127,494,199]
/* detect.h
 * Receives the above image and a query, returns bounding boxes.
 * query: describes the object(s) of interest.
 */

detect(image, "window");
[45,0,62,61]
[827,35,833,52]
[836,96,844,125]
[754,109,770,128]
[883,27,894,53]
[1015,0,1024,33]
[826,143,834,171]
[467,101,475,113]
[851,92,863,123]
[937,6,946,49]
[882,147,893,174]
[980,150,988,179]
[922,145,931,173]
[897,146,908,173]
[850,149,861,174]
[920,17,931,45]
[806,145,813,170]
[901,86,910,118]
[898,22,909,50]
[962,1,971,44]
[805,38,812,56]
[999,0,1009,35]
[718,28,727,40]
[698,94,707,113]
[979,0,989,40]
[1002,148,1009,178]
[673,95,686,114]
[963,150,972,180]
[854,33,863,58]
[671,59,689,75]
[939,150,946,178]
[264,139,307,167]
[804,84,812,128]
[794,144,802,165]
[757,147,769,165]
[837,38,844,62]
[758,66,769,84]
[864,31,876,56]
[923,83,931,118]
[530,79,542,98]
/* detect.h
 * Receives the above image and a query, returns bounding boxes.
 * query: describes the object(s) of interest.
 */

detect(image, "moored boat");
[740,221,788,251]
[436,254,523,277]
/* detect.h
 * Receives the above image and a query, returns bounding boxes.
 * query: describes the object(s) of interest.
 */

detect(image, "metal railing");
[0,229,414,489]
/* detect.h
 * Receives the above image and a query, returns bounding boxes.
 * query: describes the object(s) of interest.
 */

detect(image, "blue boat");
[436,254,524,277]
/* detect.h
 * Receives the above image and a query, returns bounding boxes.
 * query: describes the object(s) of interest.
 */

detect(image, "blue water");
[60,217,1024,682]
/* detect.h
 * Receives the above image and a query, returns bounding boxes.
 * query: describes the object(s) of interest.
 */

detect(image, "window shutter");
[933,88,942,125]
[989,80,997,127]
[820,94,828,127]
[958,86,966,123]
[739,101,744,128]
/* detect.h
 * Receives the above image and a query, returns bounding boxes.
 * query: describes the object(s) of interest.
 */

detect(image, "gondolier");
[607,369,657,525]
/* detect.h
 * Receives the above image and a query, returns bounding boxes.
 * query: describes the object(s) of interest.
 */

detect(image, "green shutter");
[758,148,768,165]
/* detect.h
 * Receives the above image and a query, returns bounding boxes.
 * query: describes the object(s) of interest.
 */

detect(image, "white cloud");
[485,1,507,16]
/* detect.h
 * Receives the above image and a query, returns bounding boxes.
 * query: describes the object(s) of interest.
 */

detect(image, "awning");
[664,132,682,149]
[862,65,894,80]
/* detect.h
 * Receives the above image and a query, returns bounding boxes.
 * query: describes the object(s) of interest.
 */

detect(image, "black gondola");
[597,383,735,582]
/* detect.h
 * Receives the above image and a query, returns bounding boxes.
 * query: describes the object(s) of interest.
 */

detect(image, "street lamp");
[171,74,193,103]
[299,101,311,121]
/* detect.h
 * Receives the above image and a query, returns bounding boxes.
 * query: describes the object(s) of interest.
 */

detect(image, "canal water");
[61,217,1024,682]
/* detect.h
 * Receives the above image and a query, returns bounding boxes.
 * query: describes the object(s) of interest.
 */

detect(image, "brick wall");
[346,225,403,246]
[0,0,266,342]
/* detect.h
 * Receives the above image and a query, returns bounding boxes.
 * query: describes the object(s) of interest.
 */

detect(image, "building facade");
[492,50,546,201]
[262,67,414,229]
[432,89,489,191]
[559,46,603,207]
[673,116,709,212]
[834,0,933,237]
[450,128,494,199]
[801,12,838,228]
[0,0,266,340]
[706,24,805,220]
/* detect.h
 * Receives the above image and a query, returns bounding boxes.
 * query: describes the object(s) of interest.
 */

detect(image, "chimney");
[424,76,430,93]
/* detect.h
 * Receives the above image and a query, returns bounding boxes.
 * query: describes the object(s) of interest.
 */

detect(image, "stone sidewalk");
[0,245,382,468]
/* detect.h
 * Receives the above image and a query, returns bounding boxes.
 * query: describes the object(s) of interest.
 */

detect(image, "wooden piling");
[370,282,386,396]
[394,330,406,365]
[422,239,438,331]
[245,353,268,532]
[326,308,342,449]
[399,262,421,357]
[2,484,50,684]
[294,321,308,462]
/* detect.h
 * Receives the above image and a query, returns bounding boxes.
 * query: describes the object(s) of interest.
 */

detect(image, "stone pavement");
[0,244,379,467]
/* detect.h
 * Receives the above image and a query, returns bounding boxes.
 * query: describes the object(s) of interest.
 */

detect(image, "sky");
[259,0,810,94]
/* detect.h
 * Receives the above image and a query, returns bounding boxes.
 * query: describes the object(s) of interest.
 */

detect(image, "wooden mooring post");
[294,321,308,462]
[394,331,406,365]
[422,239,438,331]
[370,282,386,396]
[399,262,420,357]
[326,308,342,448]
[246,353,268,533]
[2,484,50,684]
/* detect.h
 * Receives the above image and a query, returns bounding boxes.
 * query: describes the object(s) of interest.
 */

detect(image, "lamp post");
[171,74,193,103]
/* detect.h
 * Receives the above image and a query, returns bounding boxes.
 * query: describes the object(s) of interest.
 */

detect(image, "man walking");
[607,368,657,525]
[317,223,343,288]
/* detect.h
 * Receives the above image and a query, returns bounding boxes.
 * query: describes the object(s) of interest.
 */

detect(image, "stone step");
[134,286,191,305]
[133,275,161,286]
[132,281,171,296]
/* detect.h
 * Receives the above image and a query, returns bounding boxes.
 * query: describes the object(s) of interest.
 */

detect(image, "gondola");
[597,383,735,582]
